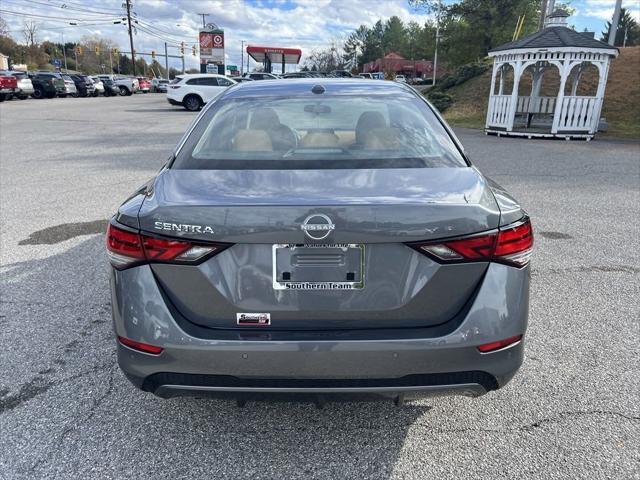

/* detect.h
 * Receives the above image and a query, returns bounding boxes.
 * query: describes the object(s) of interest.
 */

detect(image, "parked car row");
[0,71,172,102]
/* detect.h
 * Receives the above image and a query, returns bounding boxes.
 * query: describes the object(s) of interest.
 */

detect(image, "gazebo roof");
[490,10,617,54]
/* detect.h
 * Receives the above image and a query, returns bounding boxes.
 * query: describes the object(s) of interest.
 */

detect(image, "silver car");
[8,71,34,99]
[108,79,533,403]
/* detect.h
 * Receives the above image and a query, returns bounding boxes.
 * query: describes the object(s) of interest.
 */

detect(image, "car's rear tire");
[93,90,99,97]
[47,92,57,99]
[183,94,202,112]
[0,94,5,102]
[119,86,129,96]
[32,88,44,99]
[18,95,28,100]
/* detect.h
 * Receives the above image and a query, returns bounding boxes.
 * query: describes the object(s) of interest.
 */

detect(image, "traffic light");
[113,47,119,55]
[192,45,196,56]
[94,47,100,54]
[180,42,184,55]
[151,50,156,60]
[75,46,82,55]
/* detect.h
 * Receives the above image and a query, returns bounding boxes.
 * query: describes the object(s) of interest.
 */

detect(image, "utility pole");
[61,32,68,72]
[608,0,623,46]
[109,48,113,74]
[125,0,136,76]
[164,42,169,79]
[432,0,442,87]
[197,13,208,28]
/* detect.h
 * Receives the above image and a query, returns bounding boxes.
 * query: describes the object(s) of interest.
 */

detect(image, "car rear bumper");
[111,261,529,398]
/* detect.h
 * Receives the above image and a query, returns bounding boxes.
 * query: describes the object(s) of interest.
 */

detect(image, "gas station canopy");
[246,46,302,65]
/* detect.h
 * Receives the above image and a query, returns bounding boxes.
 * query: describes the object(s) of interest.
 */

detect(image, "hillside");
[442,46,640,138]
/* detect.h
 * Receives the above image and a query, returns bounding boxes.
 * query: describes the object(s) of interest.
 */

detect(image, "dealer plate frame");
[272,243,365,291]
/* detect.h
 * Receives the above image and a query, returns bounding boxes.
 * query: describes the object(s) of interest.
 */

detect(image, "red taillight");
[408,217,533,267]
[142,236,192,261]
[117,335,163,355]
[494,219,534,267]
[106,223,145,268]
[106,222,229,269]
[477,335,523,353]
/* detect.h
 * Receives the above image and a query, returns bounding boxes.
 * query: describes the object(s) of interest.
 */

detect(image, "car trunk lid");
[138,167,500,330]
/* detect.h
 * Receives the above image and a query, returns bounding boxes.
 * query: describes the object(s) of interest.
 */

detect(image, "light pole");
[241,40,245,75]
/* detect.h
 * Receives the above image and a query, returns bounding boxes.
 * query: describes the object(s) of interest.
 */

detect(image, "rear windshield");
[173,94,467,170]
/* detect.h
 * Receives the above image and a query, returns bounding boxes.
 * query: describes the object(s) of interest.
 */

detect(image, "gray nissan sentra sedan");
[107,79,533,403]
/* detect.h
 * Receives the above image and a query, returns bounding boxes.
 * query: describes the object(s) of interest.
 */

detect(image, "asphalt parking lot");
[1,94,638,479]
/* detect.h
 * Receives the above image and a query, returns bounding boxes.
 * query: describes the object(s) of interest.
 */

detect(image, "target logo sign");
[213,34,224,48]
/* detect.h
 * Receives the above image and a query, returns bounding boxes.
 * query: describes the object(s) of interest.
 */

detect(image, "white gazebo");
[485,9,618,140]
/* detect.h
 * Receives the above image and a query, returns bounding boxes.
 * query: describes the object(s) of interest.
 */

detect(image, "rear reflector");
[408,217,533,267]
[106,222,230,269]
[477,335,523,353]
[118,335,163,355]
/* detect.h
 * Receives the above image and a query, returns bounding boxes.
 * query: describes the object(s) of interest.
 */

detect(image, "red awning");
[247,45,302,64]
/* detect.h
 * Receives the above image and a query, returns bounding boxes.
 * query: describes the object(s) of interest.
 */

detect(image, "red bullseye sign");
[213,34,224,47]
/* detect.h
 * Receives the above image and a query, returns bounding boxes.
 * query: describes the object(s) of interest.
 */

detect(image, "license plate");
[272,244,364,290]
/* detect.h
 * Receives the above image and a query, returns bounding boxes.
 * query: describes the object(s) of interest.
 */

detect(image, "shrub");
[426,90,454,112]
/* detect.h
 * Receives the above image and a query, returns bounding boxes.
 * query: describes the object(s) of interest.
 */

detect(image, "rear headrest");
[249,108,280,130]
[363,127,402,150]
[300,131,340,148]
[233,129,273,151]
[355,111,386,144]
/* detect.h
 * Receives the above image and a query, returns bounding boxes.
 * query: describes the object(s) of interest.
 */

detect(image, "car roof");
[222,78,415,99]
[176,73,228,79]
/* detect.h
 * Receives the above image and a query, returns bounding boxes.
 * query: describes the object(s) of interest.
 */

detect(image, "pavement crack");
[0,361,114,415]
[26,365,117,474]
[415,410,640,435]
[531,265,639,276]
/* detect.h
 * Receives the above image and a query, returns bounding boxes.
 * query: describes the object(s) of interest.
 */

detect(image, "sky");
[1,0,638,72]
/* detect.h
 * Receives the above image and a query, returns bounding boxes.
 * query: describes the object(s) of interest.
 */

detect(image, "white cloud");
[582,0,640,21]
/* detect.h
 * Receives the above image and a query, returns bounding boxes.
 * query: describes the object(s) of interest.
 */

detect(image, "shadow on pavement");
[1,234,434,479]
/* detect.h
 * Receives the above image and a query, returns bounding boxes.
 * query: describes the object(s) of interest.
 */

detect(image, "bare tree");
[22,20,38,46]
[0,15,9,37]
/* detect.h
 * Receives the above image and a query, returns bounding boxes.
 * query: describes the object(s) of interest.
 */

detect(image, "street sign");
[52,59,61,67]
[226,65,237,71]
[206,63,217,73]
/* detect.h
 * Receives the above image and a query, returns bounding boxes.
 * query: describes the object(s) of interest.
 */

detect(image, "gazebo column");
[485,61,500,128]
[506,60,523,132]
[590,60,610,133]
[551,60,571,134]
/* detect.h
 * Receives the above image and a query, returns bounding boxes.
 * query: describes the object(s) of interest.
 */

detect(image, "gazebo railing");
[556,96,600,132]
[516,96,556,114]
[486,95,512,128]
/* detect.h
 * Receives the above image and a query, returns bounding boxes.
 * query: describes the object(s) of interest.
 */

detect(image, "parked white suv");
[166,74,236,111]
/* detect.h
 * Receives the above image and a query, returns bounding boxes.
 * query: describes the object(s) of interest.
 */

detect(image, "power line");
[18,0,124,17]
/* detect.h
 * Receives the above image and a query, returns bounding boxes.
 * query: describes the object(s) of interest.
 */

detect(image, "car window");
[173,94,467,170]
[171,76,183,84]
[199,77,219,86]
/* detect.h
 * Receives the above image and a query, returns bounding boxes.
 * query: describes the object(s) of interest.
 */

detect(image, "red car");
[137,77,151,93]
[0,74,18,101]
